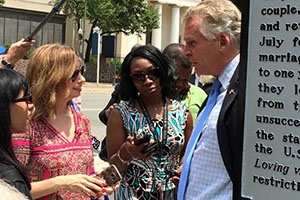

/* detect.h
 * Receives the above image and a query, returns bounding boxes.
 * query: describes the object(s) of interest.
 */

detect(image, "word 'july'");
[259,36,284,48]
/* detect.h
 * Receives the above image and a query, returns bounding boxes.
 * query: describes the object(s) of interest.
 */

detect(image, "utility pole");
[93,26,101,86]
[82,0,87,60]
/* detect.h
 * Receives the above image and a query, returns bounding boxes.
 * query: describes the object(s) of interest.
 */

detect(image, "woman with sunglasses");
[0,69,33,199]
[106,45,193,200]
[12,43,115,199]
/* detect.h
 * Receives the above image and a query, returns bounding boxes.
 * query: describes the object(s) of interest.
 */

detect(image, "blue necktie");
[178,79,221,200]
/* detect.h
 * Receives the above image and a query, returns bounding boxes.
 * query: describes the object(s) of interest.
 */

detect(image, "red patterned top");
[12,109,94,200]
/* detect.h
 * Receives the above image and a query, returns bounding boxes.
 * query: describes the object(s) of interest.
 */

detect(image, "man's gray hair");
[183,0,241,49]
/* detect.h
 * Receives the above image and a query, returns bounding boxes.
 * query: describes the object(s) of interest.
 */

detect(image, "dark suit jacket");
[217,66,247,200]
[188,73,196,85]
[98,84,121,125]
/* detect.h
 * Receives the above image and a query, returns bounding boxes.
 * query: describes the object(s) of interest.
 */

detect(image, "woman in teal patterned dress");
[106,45,193,200]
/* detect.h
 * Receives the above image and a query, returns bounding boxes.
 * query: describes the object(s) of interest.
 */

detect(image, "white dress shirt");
[185,54,240,200]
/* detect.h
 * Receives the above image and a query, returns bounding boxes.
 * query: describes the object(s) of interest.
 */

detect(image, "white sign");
[242,0,300,199]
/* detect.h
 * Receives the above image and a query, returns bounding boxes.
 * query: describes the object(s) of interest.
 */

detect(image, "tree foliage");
[55,0,159,62]
[0,0,4,6]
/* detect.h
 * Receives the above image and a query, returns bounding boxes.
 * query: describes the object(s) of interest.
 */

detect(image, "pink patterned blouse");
[12,109,94,200]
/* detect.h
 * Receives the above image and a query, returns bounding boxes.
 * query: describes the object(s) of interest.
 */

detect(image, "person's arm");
[99,85,120,125]
[106,108,148,173]
[12,130,115,199]
[170,110,193,187]
[30,174,114,199]
[181,111,193,159]
[99,103,116,125]
[0,39,35,69]
[106,108,131,172]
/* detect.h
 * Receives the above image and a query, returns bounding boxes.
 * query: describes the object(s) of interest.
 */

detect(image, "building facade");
[1,0,203,60]
[117,0,201,59]
[0,0,81,52]
[149,0,200,50]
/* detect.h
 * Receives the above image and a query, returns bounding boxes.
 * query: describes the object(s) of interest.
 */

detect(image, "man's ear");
[219,32,229,47]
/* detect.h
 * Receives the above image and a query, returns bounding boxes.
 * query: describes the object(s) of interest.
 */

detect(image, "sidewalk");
[93,150,109,172]
[82,82,114,170]
[85,83,115,199]
[83,82,115,93]
[81,81,113,171]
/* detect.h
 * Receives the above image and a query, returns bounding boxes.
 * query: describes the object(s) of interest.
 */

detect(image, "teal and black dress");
[115,99,189,200]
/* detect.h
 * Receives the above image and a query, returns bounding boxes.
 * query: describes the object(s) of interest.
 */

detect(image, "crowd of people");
[0,0,243,199]
[0,43,117,199]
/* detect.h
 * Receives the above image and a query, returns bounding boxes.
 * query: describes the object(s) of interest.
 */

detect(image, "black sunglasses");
[13,94,32,104]
[130,68,160,83]
[71,64,85,82]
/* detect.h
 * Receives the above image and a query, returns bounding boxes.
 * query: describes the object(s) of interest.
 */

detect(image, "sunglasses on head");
[130,68,160,83]
[71,64,85,82]
[13,94,32,104]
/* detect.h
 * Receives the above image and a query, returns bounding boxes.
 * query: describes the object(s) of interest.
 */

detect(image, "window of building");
[0,7,65,47]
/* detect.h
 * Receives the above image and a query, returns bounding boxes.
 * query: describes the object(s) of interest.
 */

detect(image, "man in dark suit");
[178,0,245,199]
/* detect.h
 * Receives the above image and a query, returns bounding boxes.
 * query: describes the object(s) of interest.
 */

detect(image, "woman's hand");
[5,39,35,64]
[57,174,116,198]
[170,166,182,187]
[105,103,117,119]
[94,171,120,196]
[124,136,153,159]
[30,173,116,199]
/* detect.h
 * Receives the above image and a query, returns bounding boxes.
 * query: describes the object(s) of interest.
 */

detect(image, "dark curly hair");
[119,45,177,101]
[0,69,31,190]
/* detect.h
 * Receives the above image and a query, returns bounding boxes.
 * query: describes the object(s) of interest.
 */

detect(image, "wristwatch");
[1,59,14,69]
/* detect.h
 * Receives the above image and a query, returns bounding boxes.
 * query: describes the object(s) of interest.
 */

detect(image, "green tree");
[0,0,5,6]
[56,0,159,62]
